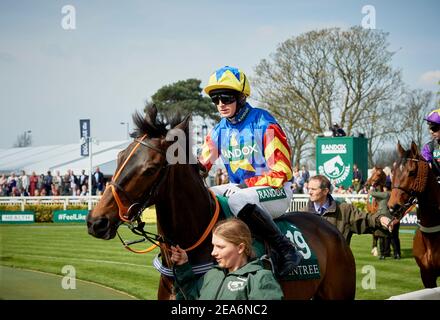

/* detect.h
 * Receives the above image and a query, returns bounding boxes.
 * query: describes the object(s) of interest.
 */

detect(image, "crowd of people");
[0,167,107,197]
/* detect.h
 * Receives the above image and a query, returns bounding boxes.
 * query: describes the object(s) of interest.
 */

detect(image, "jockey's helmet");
[425,108,440,125]
[204,66,250,97]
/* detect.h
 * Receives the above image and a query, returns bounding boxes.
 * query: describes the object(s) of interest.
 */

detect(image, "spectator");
[330,123,346,137]
[300,175,392,245]
[171,218,283,300]
[79,169,88,188]
[214,168,223,185]
[43,171,53,196]
[19,170,29,194]
[352,163,364,193]
[300,165,310,184]
[53,170,63,195]
[369,186,394,260]
[29,171,38,196]
[220,168,229,184]
[92,167,104,195]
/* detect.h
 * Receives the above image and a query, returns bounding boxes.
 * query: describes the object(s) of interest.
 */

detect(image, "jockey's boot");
[237,203,302,277]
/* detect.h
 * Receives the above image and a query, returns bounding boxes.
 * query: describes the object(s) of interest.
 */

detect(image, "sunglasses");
[429,124,440,133]
[211,94,236,105]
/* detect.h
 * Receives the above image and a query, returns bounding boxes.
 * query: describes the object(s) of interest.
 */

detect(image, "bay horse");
[87,105,356,299]
[388,141,440,288]
[365,167,387,255]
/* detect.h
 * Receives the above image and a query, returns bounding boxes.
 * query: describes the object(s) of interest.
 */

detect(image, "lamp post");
[120,122,129,140]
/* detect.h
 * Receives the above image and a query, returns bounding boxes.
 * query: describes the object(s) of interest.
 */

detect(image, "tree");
[148,78,218,123]
[254,27,404,165]
[13,131,32,147]
[395,89,434,148]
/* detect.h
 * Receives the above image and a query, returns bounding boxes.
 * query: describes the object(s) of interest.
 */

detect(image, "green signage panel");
[53,210,88,223]
[316,136,368,189]
[0,211,35,224]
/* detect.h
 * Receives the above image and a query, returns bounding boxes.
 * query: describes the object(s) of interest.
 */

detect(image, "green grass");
[0,224,425,299]
[0,223,160,299]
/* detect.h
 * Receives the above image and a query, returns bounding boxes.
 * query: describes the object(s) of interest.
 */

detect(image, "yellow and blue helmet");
[204,66,250,97]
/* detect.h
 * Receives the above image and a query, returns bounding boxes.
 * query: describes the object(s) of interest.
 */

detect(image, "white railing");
[288,193,367,211]
[1,194,368,212]
[0,196,101,211]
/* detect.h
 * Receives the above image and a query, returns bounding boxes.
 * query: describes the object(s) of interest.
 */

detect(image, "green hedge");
[0,204,88,222]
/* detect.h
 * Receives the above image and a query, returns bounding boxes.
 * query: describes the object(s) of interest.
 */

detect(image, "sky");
[0,0,439,149]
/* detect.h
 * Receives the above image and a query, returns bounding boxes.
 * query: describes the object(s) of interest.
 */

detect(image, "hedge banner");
[53,210,88,223]
[0,211,35,224]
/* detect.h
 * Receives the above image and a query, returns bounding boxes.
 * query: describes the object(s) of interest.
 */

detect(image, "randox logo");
[321,144,347,154]
[227,277,247,292]
[257,187,287,202]
[222,144,258,160]
[318,155,351,184]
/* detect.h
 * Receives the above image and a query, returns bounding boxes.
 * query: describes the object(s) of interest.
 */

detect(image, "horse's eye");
[408,170,416,177]
[143,167,159,176]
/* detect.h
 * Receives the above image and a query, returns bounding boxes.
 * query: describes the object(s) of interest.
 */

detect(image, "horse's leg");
[157,275,175,300]
[420,268,438,288]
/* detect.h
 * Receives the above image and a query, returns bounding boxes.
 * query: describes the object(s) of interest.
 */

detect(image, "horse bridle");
[109,134,167,222]
[391,157,429,217]
[108,134,173,252]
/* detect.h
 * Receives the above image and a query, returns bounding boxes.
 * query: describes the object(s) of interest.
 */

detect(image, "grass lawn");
[0,223,425,299]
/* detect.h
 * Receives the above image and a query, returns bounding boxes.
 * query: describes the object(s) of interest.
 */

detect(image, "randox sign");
[53,210,88,223]
[316,136,368,188]
[0,211,35,224]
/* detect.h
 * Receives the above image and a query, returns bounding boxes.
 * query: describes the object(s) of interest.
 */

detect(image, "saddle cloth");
[217,195,321,281]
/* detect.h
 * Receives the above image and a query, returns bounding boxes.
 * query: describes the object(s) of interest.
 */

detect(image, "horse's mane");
[131,105,188,138]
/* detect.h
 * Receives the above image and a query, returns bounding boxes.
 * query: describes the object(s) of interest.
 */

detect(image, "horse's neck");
[156,165,214,260]
[417,174,440,227]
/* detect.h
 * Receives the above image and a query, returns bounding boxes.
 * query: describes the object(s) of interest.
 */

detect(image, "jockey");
[199,66,302,277]
[421,108,440,183]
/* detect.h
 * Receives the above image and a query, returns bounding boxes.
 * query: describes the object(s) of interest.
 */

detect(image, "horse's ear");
[174,114,191,131]
[397,141,405,156]
[145,104,158,124]
[410,141,419,156]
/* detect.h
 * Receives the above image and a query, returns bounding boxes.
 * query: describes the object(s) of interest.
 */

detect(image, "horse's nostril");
[87,217,110,237]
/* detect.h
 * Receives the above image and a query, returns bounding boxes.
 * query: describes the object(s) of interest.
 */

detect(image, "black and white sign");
[80,119,90,156]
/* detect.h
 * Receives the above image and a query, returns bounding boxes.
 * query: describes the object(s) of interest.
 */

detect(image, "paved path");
[0,265,137,300]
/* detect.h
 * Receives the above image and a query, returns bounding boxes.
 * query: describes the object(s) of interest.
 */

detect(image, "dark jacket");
[301,195,385,245]
[174,259,283,300]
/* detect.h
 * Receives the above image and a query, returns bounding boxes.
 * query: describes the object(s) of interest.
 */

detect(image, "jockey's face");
[216,99,237,118]
[308,179,329,205]
[429,124,440,141]
[211,233,246,272]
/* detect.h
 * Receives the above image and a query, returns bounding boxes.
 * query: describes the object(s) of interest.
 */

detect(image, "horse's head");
[388,141,429,219]
[365,166,386,190]
[87,105,190,239]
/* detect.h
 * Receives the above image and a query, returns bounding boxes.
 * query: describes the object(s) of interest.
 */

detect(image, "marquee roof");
[0,140,130,176]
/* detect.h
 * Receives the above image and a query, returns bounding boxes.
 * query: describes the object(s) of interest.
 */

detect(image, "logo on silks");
[318,155,351,184]
[221,133,257,173]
